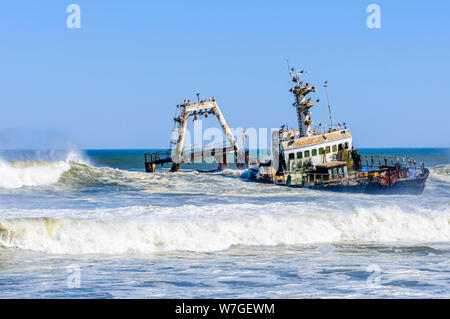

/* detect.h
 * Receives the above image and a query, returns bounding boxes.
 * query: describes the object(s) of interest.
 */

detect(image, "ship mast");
[289,67,318,137]
[323,81,333,131]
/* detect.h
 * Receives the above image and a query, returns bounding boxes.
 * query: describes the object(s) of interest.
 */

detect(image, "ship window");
[297,151,303,159]
[312,149,317,156]
[319,148,324,155]
[344,142,349,149]
[332,145,337,152]
[338,143,343,151]
[326,146,331,153]
[304,150,310,158]
[288,153,295,160]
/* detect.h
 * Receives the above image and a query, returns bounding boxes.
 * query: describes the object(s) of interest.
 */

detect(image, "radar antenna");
[323,81,333,131]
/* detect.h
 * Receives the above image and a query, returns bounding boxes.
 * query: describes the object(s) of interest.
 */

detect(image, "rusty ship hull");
[301,167,430,195]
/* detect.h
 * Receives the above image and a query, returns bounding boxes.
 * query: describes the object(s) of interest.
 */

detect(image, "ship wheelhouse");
[279,128,353,173]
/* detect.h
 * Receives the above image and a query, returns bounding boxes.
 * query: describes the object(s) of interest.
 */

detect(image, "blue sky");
[0,0,449,149]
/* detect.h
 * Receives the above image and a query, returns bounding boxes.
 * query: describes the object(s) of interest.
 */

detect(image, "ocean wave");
[429,164,450,184]
[0,151,140,189]
[59,162,134,187]
[0,152,85,189]
[0,204,448,254]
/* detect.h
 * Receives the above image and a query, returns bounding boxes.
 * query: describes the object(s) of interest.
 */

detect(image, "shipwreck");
[144,66,429,195]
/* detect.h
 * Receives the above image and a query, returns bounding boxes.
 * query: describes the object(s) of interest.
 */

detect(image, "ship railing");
[182,141,233,155]
[310,124,347,135]
[279,127,347,142]
[146,142,233,160]
[144,150,172,164]
[360,155,426,173]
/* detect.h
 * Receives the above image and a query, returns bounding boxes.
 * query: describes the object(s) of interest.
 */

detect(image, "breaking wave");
[0,152,85,189]
[429,164,450,184]
[0,204,448,254]
[0,154,237,191]
[58,162,136,187]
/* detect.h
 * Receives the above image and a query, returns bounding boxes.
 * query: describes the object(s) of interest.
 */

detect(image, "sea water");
[0,148,448,298]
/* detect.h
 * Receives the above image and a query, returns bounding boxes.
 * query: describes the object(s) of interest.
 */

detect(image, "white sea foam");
[429,164,450,184]
[0,204,448,254]
[0,151,84,189]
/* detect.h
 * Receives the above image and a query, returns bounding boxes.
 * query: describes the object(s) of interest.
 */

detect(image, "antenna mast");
[323,81,333,131]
